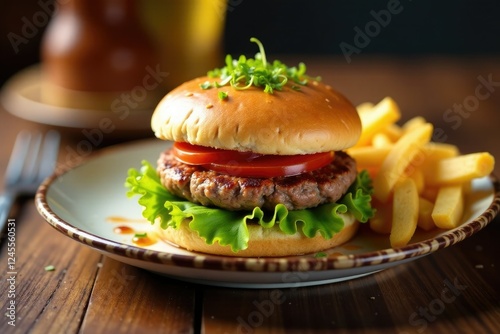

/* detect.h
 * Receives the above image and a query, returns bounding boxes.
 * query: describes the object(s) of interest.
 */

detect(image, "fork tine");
[0,130,61,230]
[5,131,32,187]
[38,130,61,180]
[22,132,43,183]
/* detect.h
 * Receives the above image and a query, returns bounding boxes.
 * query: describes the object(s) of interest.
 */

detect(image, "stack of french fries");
[348,97,495,248]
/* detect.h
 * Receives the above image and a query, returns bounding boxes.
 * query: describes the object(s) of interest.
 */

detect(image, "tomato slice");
[207,151,334,178]
[173,142,259,165]
[172,142,334,178]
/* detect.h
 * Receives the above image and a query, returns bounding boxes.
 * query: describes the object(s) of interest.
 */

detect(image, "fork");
[0,130,61,233]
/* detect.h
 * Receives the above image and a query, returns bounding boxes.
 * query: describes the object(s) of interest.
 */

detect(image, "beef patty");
[157,149,358,211]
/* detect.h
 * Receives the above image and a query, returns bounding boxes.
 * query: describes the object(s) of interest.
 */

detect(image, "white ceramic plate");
[36,139,500,288]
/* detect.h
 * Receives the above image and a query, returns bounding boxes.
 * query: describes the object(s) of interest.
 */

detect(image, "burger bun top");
[151,76,361,155]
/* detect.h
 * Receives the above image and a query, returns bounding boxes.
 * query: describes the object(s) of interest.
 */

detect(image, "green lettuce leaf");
[125,161,374,253]
[339,169,375,223]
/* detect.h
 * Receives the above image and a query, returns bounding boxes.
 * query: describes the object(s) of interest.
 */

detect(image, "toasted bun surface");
[156,214,358,257]
[151,76,361,155]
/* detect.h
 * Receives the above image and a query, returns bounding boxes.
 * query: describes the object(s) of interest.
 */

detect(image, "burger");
[126,38,374,257]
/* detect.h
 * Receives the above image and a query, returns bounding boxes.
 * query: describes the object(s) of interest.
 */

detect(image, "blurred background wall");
[1,0,499,87]
[223,0,500,56]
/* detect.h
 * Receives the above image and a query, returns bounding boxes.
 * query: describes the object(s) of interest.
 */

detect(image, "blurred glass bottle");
[138,0,227,89]
[41,0,166,110]
[40,0,227,111]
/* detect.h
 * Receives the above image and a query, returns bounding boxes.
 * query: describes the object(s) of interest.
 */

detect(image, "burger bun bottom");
[156,214,358,257]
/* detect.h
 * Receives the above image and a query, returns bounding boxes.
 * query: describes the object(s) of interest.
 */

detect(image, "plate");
[0,65,154,131]
[36,139,500,288]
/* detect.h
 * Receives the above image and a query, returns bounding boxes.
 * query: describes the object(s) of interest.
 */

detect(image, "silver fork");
[0,130,61,232]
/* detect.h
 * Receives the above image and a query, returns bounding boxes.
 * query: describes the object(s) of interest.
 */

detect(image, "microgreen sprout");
[206,37,316,94]
[199,81,212,90]
[218,91,229,100]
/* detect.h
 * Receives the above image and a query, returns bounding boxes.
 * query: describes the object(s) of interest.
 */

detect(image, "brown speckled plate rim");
[35,139,500,273]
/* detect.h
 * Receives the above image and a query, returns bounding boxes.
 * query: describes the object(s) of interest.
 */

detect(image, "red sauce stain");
[113,226,135,234]
[107,216,156,247]
[106,216,146,223]
[132,235,157,247]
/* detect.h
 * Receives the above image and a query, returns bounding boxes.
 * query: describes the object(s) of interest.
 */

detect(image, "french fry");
[419,143,460,172]
[417,197,436,231]
[390,178,419,248]
[372,133,393,148]
[402,116,427,133]
[431,185,464,229]
[406,168,425,195]
[373,123,433,203]
[353,96,495,243]
[422,142,460,160]
[425,152,495,186]
[347,146,391,169]
[355,97,401,147]
[369,199,392,234]
[381,123,403,142]
[356,102,374,114]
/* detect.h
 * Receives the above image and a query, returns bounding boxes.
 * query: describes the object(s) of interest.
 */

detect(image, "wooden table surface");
[1,56,499,334]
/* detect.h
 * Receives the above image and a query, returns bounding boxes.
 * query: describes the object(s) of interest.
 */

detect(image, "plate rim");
[0,64,154,130]
[35,139,500,273]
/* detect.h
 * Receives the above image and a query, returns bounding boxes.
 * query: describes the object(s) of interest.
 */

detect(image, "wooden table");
[1,56,499,333]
